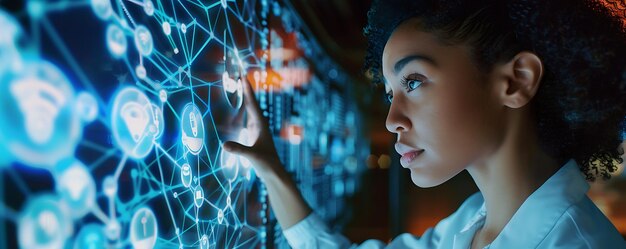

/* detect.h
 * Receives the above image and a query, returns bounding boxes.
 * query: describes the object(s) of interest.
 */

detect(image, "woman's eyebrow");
[394,54,437,75]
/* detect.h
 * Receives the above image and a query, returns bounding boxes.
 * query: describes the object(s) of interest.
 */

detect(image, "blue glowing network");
[0,0,367,248]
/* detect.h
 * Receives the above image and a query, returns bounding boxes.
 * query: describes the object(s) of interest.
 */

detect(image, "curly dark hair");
[363,0,626,181]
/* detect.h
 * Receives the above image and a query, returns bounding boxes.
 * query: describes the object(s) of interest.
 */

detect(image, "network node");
[158,89,167,103]
[180,103,205,155]
[194,185,204,208]
[103,175,117,197]
[134,25,154,57]
[18,194,69,249]
[150,103,164,139]
[110,86,157,159]
[75,91,98,122]
[222,71,243,109]
[181,163,192,188]
[162,22,171,36]
[143,0,155,16]
[106,24,127,58]
[90,0,112,20]
[54,158,96,219]
[1,60,80,168]
[130,207,158,249]
[135,64,147,79]
[74,224,106,249]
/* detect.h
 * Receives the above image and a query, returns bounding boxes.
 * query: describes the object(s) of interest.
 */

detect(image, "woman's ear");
[494,51,544,109]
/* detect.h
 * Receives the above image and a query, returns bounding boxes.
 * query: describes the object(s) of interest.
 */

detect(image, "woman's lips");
[400,150,424,168]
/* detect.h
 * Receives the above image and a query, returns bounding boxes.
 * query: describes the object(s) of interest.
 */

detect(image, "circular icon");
[54,158,96,219]
[200,234,209,249]
[150,104,164,139]
[130,207,158,249]
[134,25,153,57]
[74,224,106,249]
[0,60,81,168]
[194,185,204,208]
[105,219,121,240]
[135,64,147,79]
[180,103,204,155]
[103,175,117,198]
[75,91,98,122]
[180,163,192,188]
[222,71,243,109]
[217,209,224,224]
[143,0,154,16]
[90,0,112,20]
[110,86,157,159]
[162,22,171,36]
[106,24,127,58]
[220,148,238,182]
[0,9,24,73]
[158,90,167,103]
[18,194,70,249]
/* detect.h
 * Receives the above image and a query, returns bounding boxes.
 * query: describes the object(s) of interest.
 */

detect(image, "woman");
[224,0,626,248]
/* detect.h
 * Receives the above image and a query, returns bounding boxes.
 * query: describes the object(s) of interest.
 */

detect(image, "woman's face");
[382,19,506,187]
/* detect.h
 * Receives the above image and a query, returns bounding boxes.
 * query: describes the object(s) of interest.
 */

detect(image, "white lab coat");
[283,159,626,248]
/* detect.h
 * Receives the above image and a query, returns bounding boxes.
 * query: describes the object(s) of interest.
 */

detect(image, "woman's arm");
[222,78,311,230]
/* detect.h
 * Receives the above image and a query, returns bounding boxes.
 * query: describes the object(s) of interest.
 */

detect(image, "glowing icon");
[180,163,192,188]
[151,104,164,139]
[111,86,157,159]
[180,103,204,155]
[74,224,106,249]
[217,209,224,224]
[0,9,23,73]
[134,25,153,57]
[1,60,80,168]
[136,64,147,79]
[221,0,227,8]
[103,175,117,198]
[10,72,66,144]
[54,159,96,219]
[222,71,243,109]
[18,194,70,249]
[200,234,209,249]
[162,22,171,36]
[106,24,127,58]
[75,91,98,122]
[181,23,187,34]
[194,186,204,208]
[105,219,121,240]
[90,0,112,20]
[130,207,158,249]
[158,89,167,103]
[143,0,154,16]
[220,147,239,182]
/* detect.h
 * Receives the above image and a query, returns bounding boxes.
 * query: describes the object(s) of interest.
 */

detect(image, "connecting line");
[119,0,137,28]
[91,204,111,224]
[154,143,183,169]
[113,154,129,180]
[155,147,184,247]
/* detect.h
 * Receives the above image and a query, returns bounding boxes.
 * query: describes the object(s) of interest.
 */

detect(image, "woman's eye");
[405,79,423,92]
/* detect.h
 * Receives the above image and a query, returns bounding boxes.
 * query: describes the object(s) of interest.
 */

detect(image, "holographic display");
[0,0,368,248]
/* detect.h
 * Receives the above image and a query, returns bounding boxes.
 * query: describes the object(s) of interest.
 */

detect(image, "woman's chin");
[409,168,450,188]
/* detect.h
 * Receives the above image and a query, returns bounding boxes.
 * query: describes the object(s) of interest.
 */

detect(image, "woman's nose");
[385,100,411,133]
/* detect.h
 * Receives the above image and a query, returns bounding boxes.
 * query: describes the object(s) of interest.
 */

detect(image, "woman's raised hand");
[222,77,283,179]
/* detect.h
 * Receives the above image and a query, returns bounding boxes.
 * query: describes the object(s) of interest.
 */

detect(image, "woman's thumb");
[222,141,252,156]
